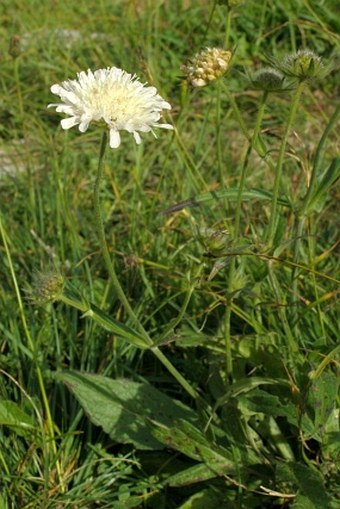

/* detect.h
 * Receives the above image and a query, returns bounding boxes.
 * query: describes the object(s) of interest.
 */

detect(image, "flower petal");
[61,117,79,130]
[109,129,121,148]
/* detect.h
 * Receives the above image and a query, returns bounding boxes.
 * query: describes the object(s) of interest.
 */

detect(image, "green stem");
[60,291,198,400]
[93,132,198,400]
[267,261,299,355]
[222,83,275,170]
[235,91,268,238]
[266,81,305,247]
[224,7,232,48]
[222,83,251,142]
[216,80,224,185]
[224,91,268,382]
[152,347,198,399]
[94,132,150,341]
[0,214,64,491]
[301,101,340,215]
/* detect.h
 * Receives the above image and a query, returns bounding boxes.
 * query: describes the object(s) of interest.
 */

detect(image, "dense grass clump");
[0,1,339,507]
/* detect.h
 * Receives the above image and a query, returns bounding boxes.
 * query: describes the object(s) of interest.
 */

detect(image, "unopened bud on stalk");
[28,271,64,306]
[181,48,232,87]
[250,68,285,92]
[268,49,329,82]
[9,35,21,58]
[198,227,230,257]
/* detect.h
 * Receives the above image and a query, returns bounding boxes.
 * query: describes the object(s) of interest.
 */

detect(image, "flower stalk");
[224,90,269,382]
[266,81,305,247]
[93,132,198,400]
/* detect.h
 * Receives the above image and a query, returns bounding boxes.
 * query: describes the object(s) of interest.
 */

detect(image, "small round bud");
[182,48,232,88]
[198,227,230,257]
[9,35,21,59]
[250,68,285,92]
[28,271,64,306]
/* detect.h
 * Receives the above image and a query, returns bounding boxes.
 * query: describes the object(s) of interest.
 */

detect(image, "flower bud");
[182,48,232,87]
[250,68,285,92]
[268,49,329,82]
[28,271,64,306]
[198,227,230,257]
[9,35,21,59]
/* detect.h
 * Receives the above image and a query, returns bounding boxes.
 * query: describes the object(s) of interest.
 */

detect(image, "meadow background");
[0,0,339,508]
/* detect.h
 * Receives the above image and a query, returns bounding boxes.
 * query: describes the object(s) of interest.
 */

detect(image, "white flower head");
[48,67,173,148]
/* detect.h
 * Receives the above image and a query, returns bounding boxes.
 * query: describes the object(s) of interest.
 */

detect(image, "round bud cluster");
[182,48,232,87]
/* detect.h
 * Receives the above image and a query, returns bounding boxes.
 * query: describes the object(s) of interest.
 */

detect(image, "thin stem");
[267,262,300,356]
[224,7,232,48]
[0,214,64,492]
[224,91,268,382]
[235,91,268,238]
[152,347,198,400]
[266,82,305,247]
[221,83,275,171]
[93,132,150,342]
[222,83,251,142]
[216,80,224,184]
[92,132,199,399]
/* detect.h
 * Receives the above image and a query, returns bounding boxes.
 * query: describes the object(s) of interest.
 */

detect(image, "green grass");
[0,0,339,507]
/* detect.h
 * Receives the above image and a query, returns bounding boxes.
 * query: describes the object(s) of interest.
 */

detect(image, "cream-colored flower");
[182,48,232,87]
[48,67,173,148]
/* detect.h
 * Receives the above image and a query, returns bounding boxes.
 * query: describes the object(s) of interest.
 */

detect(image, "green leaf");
[214,377,288,410]
[162,187,291,215]
[302,158,340,215]
[0,400,34,435]
[81,303,148,349]
[177,489,224,509]
[56,371,198,450]
[277,461,332,509]
[242,388,316,438]
[149,418,235,476]
[166,463,222,487]
[306,371,339,440]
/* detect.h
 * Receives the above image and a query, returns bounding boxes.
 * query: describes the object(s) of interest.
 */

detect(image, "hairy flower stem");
[93,132,198,400]
[94,132,146,338]
[266,82,305,247]
[0,215,65,492]
[224,92,268,382]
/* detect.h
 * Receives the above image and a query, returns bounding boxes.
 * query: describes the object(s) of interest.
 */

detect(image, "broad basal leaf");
[56,371,198,450]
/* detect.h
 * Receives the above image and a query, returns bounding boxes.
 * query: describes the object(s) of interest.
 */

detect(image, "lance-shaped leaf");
[56,371,199,450]
[149,418,236,478]
[162,188,291,215]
